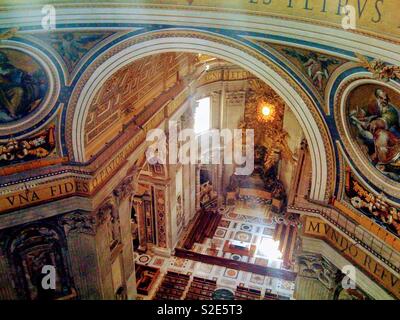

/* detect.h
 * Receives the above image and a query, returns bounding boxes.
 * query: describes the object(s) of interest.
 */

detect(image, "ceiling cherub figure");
[0,28,18,41]
[48,32,105,66]
[283,48,339,92]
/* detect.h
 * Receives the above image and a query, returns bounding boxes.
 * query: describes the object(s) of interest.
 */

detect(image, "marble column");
[133,197,147,252]
[61,211,103,299]
[95,209,114,300]
[195,166,201,211]
[152,184,172,257]
[114,178,137,300]
[168,165,178,248]
[217,164,224,206]
[293,252,338,300]
[0,243,17,299]
[183,164,191,228]
[189,164,197,221]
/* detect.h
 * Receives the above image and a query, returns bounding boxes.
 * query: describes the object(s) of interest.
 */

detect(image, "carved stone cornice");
[356,54,400,82]
[113,176,134,203]
[296,252,339,290]
[60,211,96,236]
[96,199,114,226]
[0,234,6,256]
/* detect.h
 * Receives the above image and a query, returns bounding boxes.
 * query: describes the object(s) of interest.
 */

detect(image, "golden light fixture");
[256,101,276,123]
[261,105,271,117]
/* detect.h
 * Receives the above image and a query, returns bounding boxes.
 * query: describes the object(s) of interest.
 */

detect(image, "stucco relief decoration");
[60,212,96,235]
[274,212,302,229]
[347,84,400,183]
[297,253,338,289]
[356,54,400,82]
[113,175,135,203]
[97,201,113,225]
[97,199,121,249]
[345,169,400,237]
[0,124,56,166]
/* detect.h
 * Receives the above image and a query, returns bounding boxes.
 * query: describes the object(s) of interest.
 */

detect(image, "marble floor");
[134,201,295,300]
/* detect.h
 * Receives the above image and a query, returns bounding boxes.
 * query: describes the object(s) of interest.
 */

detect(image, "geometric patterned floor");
[134,201,295,300]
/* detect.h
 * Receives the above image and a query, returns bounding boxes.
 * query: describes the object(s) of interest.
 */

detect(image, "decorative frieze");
[155,188,167,248]
[344,169,400,237]
[97,200,114,226]
[225,91,245,107]
[356,53,400,82]
[60,211,96,235]
[0,124,58,171]
[113,176,134,203]
[297,253,339,290]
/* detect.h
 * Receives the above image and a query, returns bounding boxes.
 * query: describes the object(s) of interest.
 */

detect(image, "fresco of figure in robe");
[281,48,340,92]
[0,49,48,124]
[348,84,400,182]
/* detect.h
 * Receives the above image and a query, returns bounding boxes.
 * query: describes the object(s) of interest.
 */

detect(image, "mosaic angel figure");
[283,48,339,91]
[49,33,105,66]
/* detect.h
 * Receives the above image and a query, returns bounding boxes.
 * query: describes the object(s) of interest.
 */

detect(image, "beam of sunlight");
[258,237,282,261]
[194,97,211,134]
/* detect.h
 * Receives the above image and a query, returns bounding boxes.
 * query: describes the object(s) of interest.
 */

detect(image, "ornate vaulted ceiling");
[0,1,400,244]
[84,52,198,159]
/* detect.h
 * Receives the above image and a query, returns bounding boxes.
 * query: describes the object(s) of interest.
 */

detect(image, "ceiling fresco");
[33,31,116,73]
[347,83,400,183]
[344,168,400,237]
[269,44,347,95]
[0,5,397,224]
[0,48,48,124]
[0,3,399,301]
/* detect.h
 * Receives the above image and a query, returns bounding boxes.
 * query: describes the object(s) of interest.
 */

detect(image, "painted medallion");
[0,49,48,124]
[347,84,400,182]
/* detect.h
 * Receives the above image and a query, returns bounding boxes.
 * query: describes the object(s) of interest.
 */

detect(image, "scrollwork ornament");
[60,211,96,235]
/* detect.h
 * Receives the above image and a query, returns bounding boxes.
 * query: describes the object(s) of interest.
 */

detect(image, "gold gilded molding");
[3,1,400,43]
[335,147,400,250]
[356,53,400,82]
[0,177,90,213]
[196,68,255,88]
